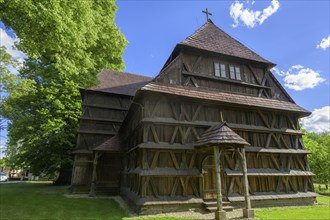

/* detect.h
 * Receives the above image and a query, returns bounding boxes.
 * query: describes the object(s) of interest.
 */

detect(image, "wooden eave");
[225,168,314,176]
[72,149,93,154]
[139,83,310,117]
[245,147,311,154]
[79,87,134,98]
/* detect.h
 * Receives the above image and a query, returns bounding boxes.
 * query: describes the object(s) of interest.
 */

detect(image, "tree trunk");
[54,162,72,185]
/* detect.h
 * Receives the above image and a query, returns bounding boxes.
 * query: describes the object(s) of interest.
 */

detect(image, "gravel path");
[64,194,258,219]
[113,196,257,220]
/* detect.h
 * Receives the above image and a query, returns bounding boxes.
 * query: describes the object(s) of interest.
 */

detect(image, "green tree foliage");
[303,130,330,188]
[0,0,127,182]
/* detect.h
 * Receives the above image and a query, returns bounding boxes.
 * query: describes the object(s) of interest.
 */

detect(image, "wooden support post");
[241,147,254,218]
[89,152,99,197]
[213,146,227,220]
[213,146,223,211]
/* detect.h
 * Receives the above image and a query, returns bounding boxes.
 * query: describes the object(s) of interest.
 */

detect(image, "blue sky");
[115,0,329,133]
[0,0,329,152]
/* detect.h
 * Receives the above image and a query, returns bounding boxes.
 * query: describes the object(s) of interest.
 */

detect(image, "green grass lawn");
[0,182,128,220]
[255,196,330,220]
[1,182,329,220]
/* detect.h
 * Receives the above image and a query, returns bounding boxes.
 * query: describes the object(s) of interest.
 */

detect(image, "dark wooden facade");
[71,70,151,194]
[71,20,317,213]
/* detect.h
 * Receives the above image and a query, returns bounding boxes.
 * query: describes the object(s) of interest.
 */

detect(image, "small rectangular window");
[229,65,235,79]
[214,62,220,77]
[235,66,241,80]
[220,64,226,78]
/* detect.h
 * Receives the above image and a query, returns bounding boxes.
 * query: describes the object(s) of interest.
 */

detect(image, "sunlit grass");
[255,196,330,220]
[0,182,128,220]
[1,182,329,220]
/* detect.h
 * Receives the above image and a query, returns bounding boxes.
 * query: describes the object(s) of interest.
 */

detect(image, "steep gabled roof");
[195,122,250,147]
[88,70,152,96]
[178,20,275,66]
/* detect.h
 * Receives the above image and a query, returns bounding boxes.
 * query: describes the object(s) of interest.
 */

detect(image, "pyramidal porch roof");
[195,122,250,147]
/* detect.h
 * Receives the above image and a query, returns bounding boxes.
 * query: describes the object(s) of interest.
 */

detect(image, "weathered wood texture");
[71,21,314,213]
[155,52,291,102]
[71,90,132,193]
[121,92,313,203]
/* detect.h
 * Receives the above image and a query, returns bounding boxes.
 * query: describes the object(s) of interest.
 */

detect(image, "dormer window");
[214,62,226,78]
[229,65,241,80]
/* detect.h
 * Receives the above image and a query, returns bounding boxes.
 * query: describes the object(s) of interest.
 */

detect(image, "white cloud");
[0,28,26,64]
[230,0,280,28]
[273,65,326,91]
[317,35,330,50]
[301,106,330,134]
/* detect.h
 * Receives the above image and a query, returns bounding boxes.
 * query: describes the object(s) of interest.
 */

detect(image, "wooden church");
[70,20,317,215]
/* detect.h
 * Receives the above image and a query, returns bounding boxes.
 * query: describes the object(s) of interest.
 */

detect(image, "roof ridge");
[178,20,274,66]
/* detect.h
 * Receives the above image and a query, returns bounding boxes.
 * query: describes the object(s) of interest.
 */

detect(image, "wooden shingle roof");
[140,82,310,115]
[178,20,274,66]
[94,135,124,152]
[88,70,152,96]
[195,122,250,147]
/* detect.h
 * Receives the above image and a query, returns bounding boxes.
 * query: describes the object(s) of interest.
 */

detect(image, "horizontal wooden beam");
[77,130,117,135]
[225,168,314,176]
[83,103,129,111]
[124,167,201,177]
[245,147,311,154]
[79,117,123,123]
[141,117,302,135]
[182,71,271,89]
[126,142,194,154]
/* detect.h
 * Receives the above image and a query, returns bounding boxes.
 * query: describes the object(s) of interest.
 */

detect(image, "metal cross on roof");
[202,8,212,21]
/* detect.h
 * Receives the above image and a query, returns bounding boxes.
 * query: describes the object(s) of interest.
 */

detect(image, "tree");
[0,0,127,184]
[303,130,330,189]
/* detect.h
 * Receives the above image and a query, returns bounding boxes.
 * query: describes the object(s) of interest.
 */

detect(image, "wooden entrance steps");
[203,199,234,212]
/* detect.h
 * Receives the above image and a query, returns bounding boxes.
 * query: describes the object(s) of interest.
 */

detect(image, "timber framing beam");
[141,117,302,135]
[182,71,271,89]
[83,103,128,111]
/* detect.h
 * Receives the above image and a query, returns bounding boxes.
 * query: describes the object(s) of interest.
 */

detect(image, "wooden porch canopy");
[195,122,250,148]
[195,122,254,220]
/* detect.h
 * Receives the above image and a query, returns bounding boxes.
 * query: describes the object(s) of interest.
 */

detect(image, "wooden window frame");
[229,65,241,81]
[214,62,227,78]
